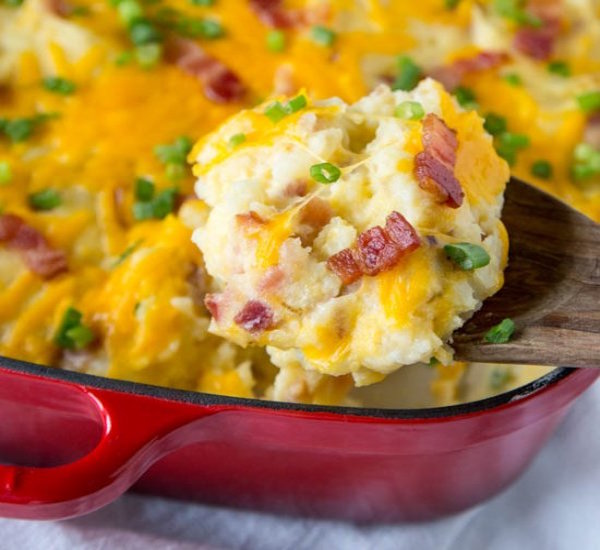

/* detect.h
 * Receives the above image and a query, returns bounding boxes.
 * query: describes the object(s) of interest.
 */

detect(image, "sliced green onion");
[115,51,134,66]
[0,161,12,185]
[499,132,530,149]
[484,318,515,344]
[135,177,155,201]
[29,188,61,211]
[285,94,307,114]
[228,133,246,148]
[571,163,597,181]
[129,19,161,45]
[574,142,598,163]
[3,0,24,7]
[494,0,542,27]
[454,86,477,109]
[54,307,94,350]
[392,56,421,92]
[117,0,143,26]
[547,60,570,77]
[444,242,490,270]
[133,188,178,220]
[3,118,35,142]
[395,101,425,120]
[428,356,440,367]
[154,136,193,165]
[135,43,162,68]
[311,25,336,47]
[132,201,156,221]
[571,143,600,181]
[503,73,522,86]
[310,162,341,184]
[264,101,287,123]
[42,77,76,95]
[113,240,142,267]
[444,0,460,9]
[266,30,286,52]
[178,18,224,39]
[190,0,214,5]
[576,91,600,113]
[531,159,553,179]
[483,113,507,136]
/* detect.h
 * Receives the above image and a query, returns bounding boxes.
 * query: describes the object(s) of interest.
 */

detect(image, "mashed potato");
[191,79,510,385]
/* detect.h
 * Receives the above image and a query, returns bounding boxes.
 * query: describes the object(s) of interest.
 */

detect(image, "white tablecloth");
[1,381,598,550]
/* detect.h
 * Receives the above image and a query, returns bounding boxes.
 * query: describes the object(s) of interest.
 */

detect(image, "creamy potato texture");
[192,80,509,384]
[0,0,595,404]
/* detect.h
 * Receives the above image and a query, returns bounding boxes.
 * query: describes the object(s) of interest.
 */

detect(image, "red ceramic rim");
[0,354,574,419]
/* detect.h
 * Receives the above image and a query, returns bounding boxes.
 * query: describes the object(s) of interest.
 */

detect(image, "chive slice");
[286,94,307,114]
[547,60,570,77]
[3,118,35,142]
[494,0,542,27]
[29,188,61,211]
[42,77,76,95]
[444,243,490,270]
[483,113,508,136]
[0,161,11,185]
[395,101,425,120]
[178,18,224,39]
[135,177,155,201]
[190,0,214,5]
[499,132,530,149]
[454,86,477,109]
[503,73,522,86]
[531,159,552,179]
[266,30,285,52]
[55,307,94,350]
[154,136,193,165]
[129,19,162,45]
[133,187,178,220]
[135,43,162,68]
[264,101,287,123]
[428,356,441,367]
[117,0,143,26]
[484,318,515,343]
[392,56,421,92]
[228,133,246,148]
[311,25,336,47]
[310,162,341,184]
[576,91,600,113]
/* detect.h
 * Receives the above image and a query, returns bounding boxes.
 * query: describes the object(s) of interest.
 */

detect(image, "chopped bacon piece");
[204,293,222,321]
[45,0,72,17]
[0,214,67,279]
[249,0,296,28]
[327,248,362,285]
[284,179,308,198]
[166,39,246,103]
[354,226,403,277]
[414,114,464,208]
[385,211,421,253]
[234,300,274,333]
[258,266,285,292]
[430,51,508,91]
[513,0,561,60]
[584,113,600,149]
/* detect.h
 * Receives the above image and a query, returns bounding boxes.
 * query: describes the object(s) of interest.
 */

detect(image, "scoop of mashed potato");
[191,79,509,385]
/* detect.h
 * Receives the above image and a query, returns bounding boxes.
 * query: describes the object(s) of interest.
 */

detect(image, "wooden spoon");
[452,177,600,368]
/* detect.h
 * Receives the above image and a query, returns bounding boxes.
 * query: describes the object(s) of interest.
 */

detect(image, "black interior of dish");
[0,355,572,420]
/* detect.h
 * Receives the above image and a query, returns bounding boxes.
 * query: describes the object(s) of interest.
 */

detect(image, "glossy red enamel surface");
[0,360,597,522]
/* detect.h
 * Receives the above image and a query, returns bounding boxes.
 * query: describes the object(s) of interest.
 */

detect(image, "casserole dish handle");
[0,367,217,520]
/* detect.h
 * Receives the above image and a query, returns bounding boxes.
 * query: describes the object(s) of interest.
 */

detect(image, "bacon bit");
[204,293,222,322]
[513,0,561,60]
[284,179,308,198]
[249,0,328,28]
[584,113,600,149]
[414,113,464,208]
[258,266,285,292]
[430,51,508,91]
[45,0,72,17]
[166,39,246,103]
[0,214,67,279]
[326,248,362,285]
[327,211,422,283]
[385,211,422,253]
[233,300,274,333]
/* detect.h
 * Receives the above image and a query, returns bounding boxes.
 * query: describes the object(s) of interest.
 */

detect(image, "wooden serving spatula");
[453,177,600,368]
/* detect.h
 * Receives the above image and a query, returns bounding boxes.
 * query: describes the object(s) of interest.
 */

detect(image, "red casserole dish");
[0,355,597,523]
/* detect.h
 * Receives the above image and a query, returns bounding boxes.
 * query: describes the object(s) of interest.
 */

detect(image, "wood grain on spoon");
[453,177,600,368]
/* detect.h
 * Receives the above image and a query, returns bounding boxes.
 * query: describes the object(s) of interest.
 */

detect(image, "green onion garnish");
[443,242,490,270]
[503,73,522,86]
[190,0,214,5]
[499,132,530,149]
[3,0,24,7]
[395,101,425,120]
[428,356,441,367]
[571,142,600,181]
[178,18,224,39]
[113,240,142,267]
[531,159,553,179]
[547,60,570,77]
[285,94,307,113]
[42,77,76,95]
[2,118,35,142]
[55,307,94,350]
[228,133,246,148]
[494,0,542,27]
[133,188,178,220]
[135,43,162,68]
[0,161,12,185]
[576,91,600,113]
[484,318,515,344]
[135,177,155,201]
[115,51,134,66]
[311,25,336,47]
[29,189,61,211]
[483,113,507,136]
[129,19,162,45]
[154,136,193,165]
[454,86,477,109]
[444,0,460,9]
[117,0,143,26]
[266,30,286,53]
[310,162,341,184]
[392,56,421,92]
[264,101,288,123]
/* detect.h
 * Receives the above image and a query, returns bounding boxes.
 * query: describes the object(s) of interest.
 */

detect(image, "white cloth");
[1,381,599,550]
